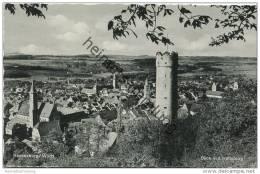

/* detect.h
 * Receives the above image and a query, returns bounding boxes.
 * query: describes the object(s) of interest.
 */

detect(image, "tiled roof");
[57,106,81,115]
[206,90,224,96]
[37,120,62,137]
[39,103,55,118]
[81,88,95,94]
[17,101,29,116]
[6,117,30,131]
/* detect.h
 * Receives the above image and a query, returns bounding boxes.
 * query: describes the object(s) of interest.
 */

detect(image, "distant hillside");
[3,53,256,61]
[3,54,156,61]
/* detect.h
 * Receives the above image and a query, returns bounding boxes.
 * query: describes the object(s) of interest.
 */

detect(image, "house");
[120,84,128,93]
[99,88,108,97]
[233,82,239,91]
[15,88,24,93]
[212,82,217,91]
[206,91,224,99]
[5,81,61,142]
[189,103,201,116]
[178,104,189,119]
[5,117,30,135]
[205,82,224,99]
[38,103,56,122]
[81,84,97,96]
[32,120,62,142]
[99,109,117,124]
[58,107,89,130]
[22,139,41,153]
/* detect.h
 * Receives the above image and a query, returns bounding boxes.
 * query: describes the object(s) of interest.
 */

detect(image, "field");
[3,54,257,81]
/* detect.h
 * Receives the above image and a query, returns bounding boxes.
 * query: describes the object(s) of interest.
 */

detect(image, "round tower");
[155,52,178,123]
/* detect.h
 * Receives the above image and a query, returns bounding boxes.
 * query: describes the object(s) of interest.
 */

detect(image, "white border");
[0,0,258,174]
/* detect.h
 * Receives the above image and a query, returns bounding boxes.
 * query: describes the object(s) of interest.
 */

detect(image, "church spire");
[113,73,116,89]
[29,80,38,127]
[144,77,150,99]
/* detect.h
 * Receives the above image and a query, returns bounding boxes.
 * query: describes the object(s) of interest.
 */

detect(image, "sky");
[3,4,257,57]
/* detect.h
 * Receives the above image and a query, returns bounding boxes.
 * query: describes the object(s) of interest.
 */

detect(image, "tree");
[189,78,257,167]
[108,4,257,52]
[5,3,48,18]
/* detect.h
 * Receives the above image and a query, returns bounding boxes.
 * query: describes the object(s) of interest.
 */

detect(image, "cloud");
[19,44,52,54]
[177,34,211,51]
[56,32,79,42]
[73,22,88,33]
[19,44,38,54]
[102,40,128,51]
[48,14,69,27]
[48,14,89,42]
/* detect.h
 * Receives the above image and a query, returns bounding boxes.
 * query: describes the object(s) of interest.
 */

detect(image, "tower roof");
[156,51,178,67]
[18,101,29,116]
[145,77,148,85]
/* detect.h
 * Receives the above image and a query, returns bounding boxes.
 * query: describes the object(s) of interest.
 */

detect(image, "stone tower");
[212,82,217,91]
[113,73,116,89]
[29,80,38,128]
[144,77,150,99]
[155,52,178,123]
[93,81,97,94]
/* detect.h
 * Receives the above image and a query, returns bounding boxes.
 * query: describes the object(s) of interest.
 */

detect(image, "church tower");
[155,52,178,124]
[144,77,150,99]
[113,73,116,89]
[29,80,39,128]
[212,82,217,91]
[93,81,97,94]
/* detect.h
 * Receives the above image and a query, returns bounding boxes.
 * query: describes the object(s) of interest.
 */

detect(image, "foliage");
[108,4,175,46]
[209,5,257,46]
[190,78,257,167]
[108,4,257,51]
[5,3,48,18]
[101,59,123,73]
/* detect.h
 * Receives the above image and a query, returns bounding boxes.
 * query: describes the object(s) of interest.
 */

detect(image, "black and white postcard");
[1,0,258,172]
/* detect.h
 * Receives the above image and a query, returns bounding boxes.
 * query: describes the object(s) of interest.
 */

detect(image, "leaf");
[131,30,138,38]
[5,4,16,15]
[108,20,113,30]
[132,17,136,26]
[158,33,163,36]
[40,4,48,10]
[114,15,122,20]
[184,20,191,27]
[145,22,148,28]
[179,17,184,23]
[162,37,169,46]
[148,20,153,27]
[157,26,166,31]
[250,24,257,30]
[166,9,174,15]
[121,9,127,13]
[180,7,191,14]
[215,23,219,28]
[156,51,163,56]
